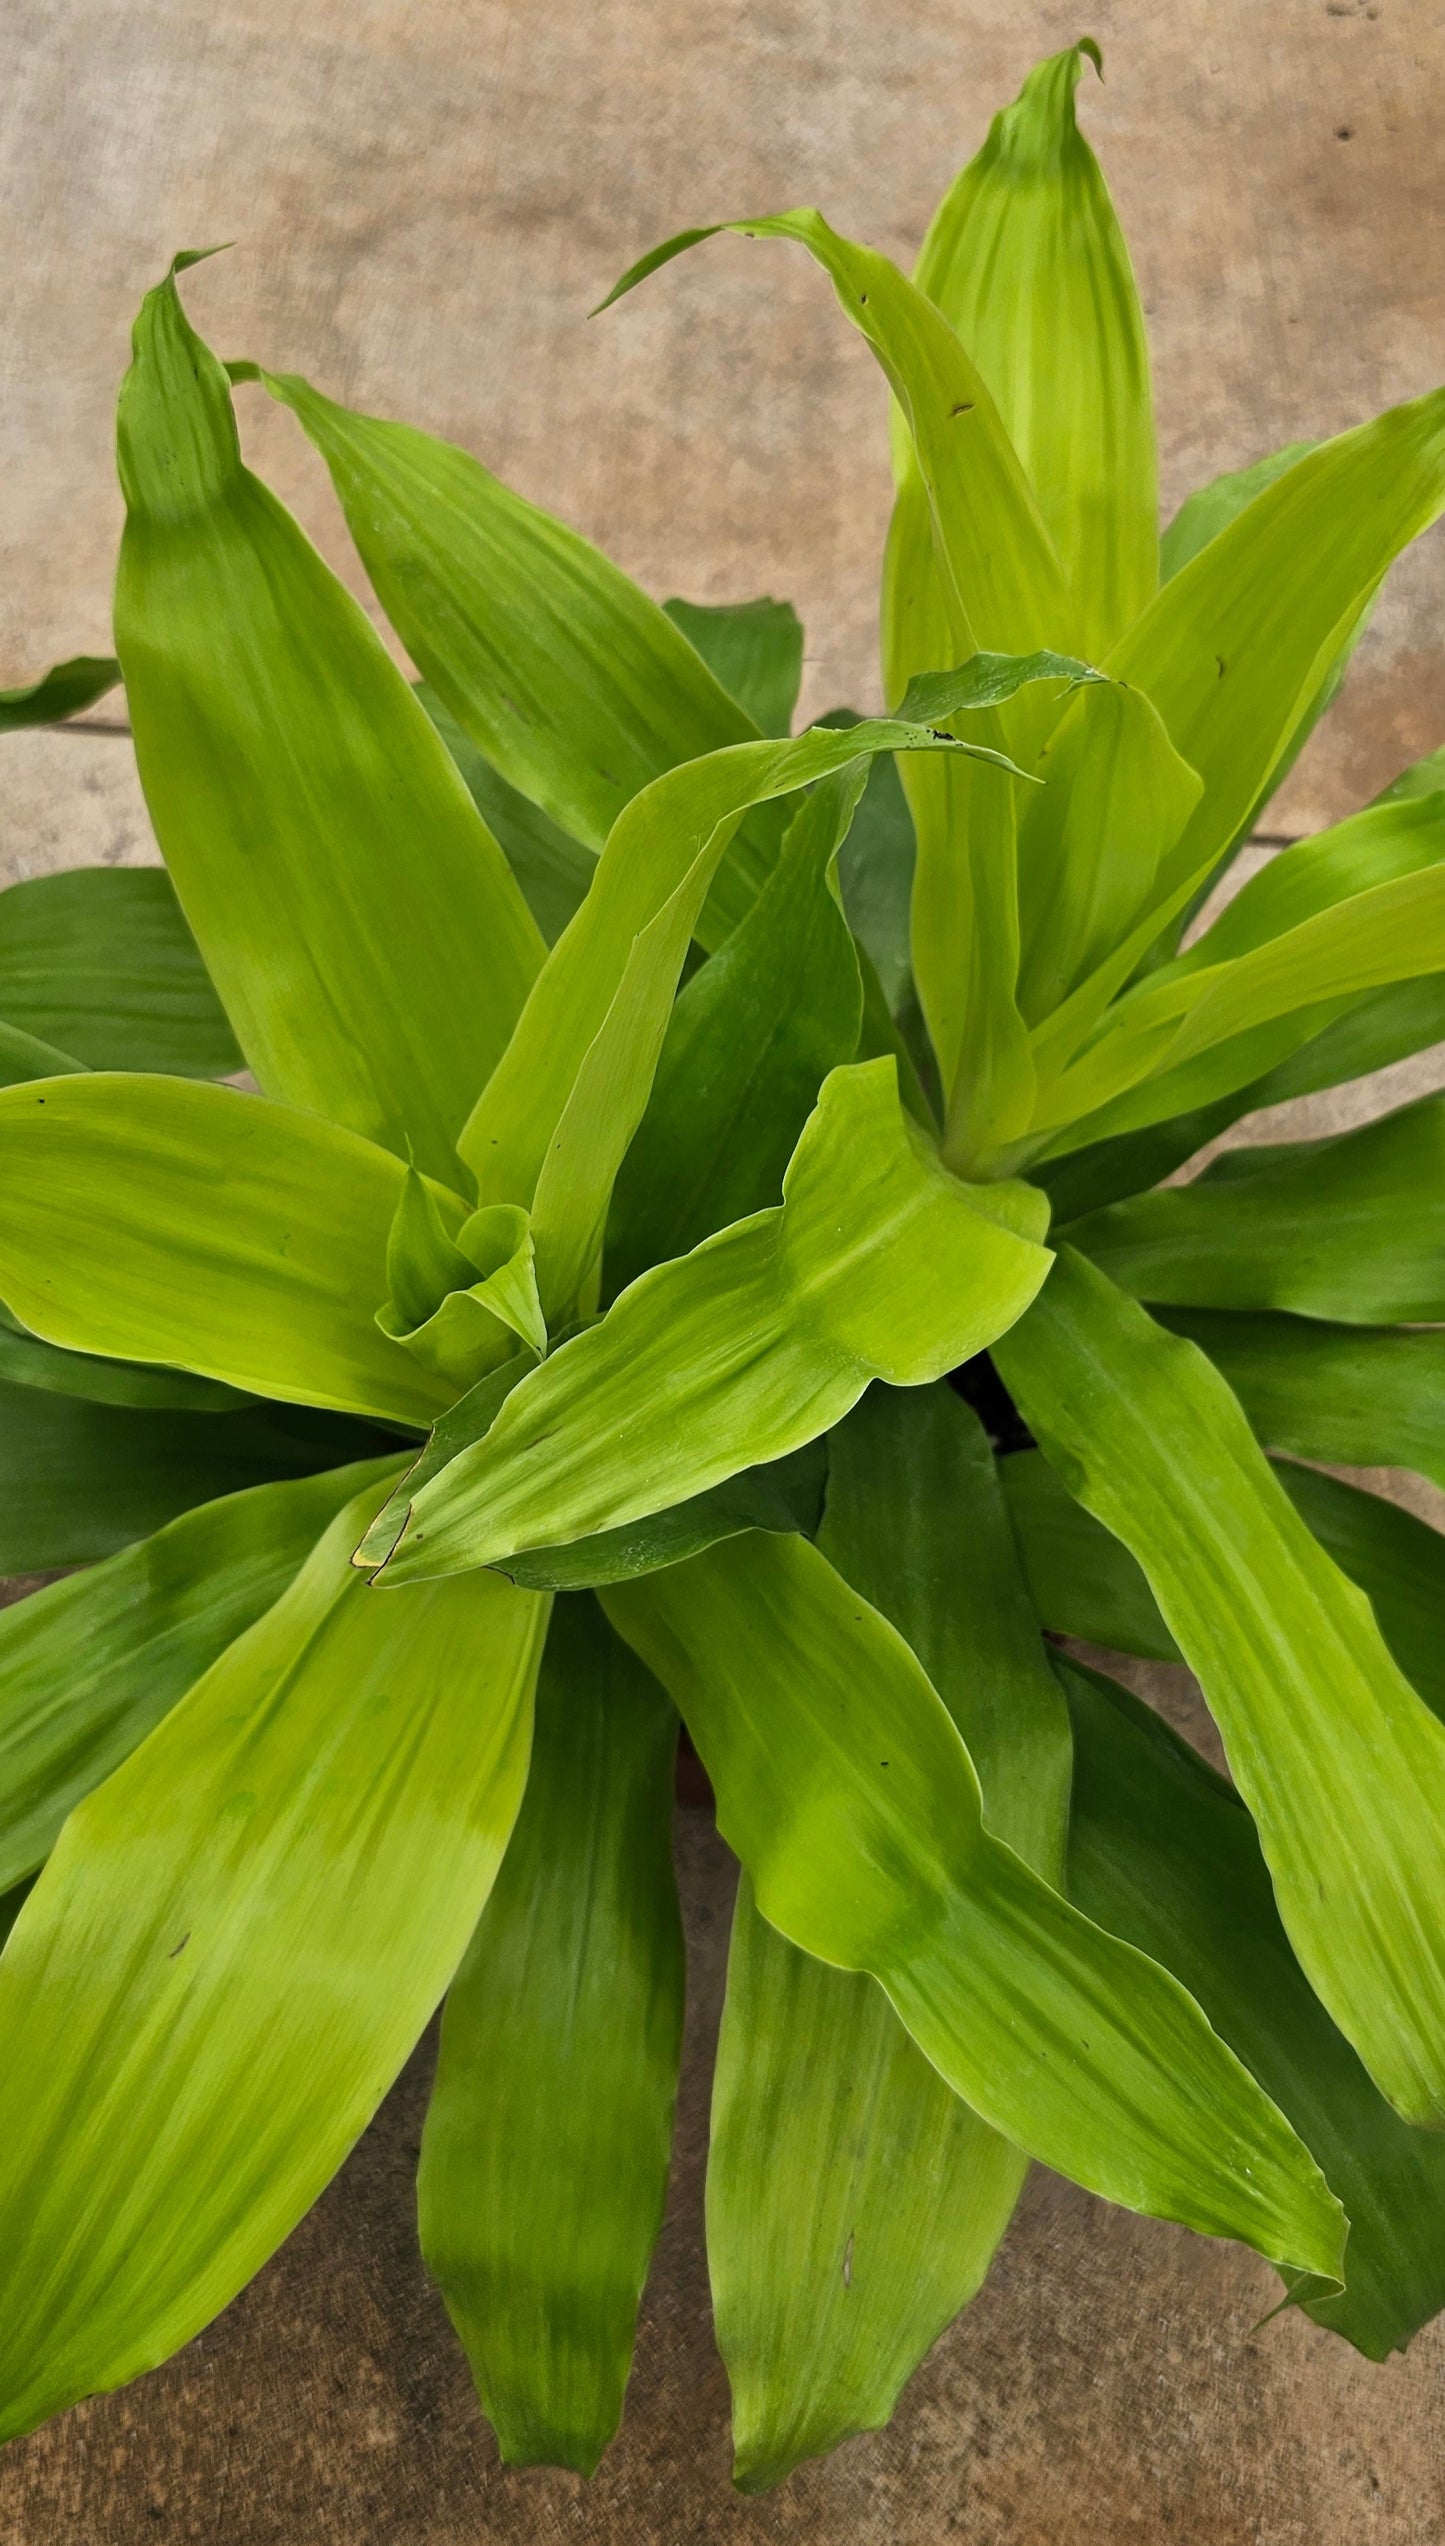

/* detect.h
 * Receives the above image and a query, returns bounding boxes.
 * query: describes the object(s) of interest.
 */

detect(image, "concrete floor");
[3,1,1445,2536]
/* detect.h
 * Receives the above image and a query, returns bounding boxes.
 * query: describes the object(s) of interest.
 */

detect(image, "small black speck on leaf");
[1215,654,1227,678]
[167,1932,191,1960]
[950,401,975,417]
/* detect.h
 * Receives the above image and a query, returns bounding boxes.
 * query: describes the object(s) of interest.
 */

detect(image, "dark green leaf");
[604,767,865,1297]
[1070,1095,1445,1322]
[0,869,241,1077]
[814,711,917,1013]
[0,1374,382,1573]
[0,657,121,731]
[662,596,803,738]
[0,1306,251,1413]
[999,1445,1181,1662]
[1159,1308,1445,1492]
[415,683,596,946]
[1063,1654,1445,2360]
[419,1596,682,2475]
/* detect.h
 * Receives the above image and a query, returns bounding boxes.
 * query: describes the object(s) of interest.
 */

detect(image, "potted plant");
[2,36,1444,2493]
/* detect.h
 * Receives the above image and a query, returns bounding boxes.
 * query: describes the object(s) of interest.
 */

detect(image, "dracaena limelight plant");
[3,33,1445,2491]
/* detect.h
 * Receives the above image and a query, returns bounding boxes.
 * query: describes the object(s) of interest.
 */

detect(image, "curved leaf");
[604,767,865,1297]
[0,656,120,731]
[0,1457,400,1890]
[0,868,241,1077]
[116,265,543,1184]
[1063,1655,1445,2362]
[0,1074,455,1425]
[377,1060,1051,1582]
[458,692,1028,1255]
[1107,389,1445,910]
[241,365,782,934]
[913,39,1155,657]
[1070,1095,1445,1322]
[996,1247,1445,2125]
[0,1477,546,2441]
[710,1385,1070,2488]
[601,1531,1342,2281]
[1158,1308,1445,1492]
[419,1596,682,2474]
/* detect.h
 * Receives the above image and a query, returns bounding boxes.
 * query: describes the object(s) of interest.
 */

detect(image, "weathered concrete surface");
[4,0,1445,882]
[3,0,1445,2536]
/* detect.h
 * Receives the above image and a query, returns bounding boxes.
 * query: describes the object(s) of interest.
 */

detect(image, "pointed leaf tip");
[591,225,726,317]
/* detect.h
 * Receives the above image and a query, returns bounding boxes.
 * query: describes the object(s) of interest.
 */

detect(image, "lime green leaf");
[1160,443,1315,581]
[116,267,543,1185]
[0,869,241,1078]
[1272,1462,1445,1727]
[0,656,120,731]
[1000,1446,1181,1663]
[662,595,803,738]
[609,219,1079,1140]
[495,1442,827,1592]
[378,1060,1051,1582]
[419,1596,682,2474]
[417,683,595,947]
[0,1074,456,1426]
[458,704,1025,1231]
[1107,392,1445,912]
[1158,1308,1445,1493]
[243,365,782,931]
[1376,740,1445,805]
[710,1385,1069,2487]
[1071,1095,1445,1322]
[1062,1655,1445,2361]
[913,40,1155,658]
[352,1354,535,1573]
[0,1475,547,2440]
[376,1173,545,1390]
[602,212,1078,666]
[995,1247,1445,2124]
[1014,680,1202,1028]
[714,1881,1023,2494]
[0,1371,378,1574]
[1181,792,1445,973]
[601,1531,1341,2280]
[1035,862,1445,1145]
[0,1458,399,1891]
[604,767,865,1298]
[813,711,917,1011]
